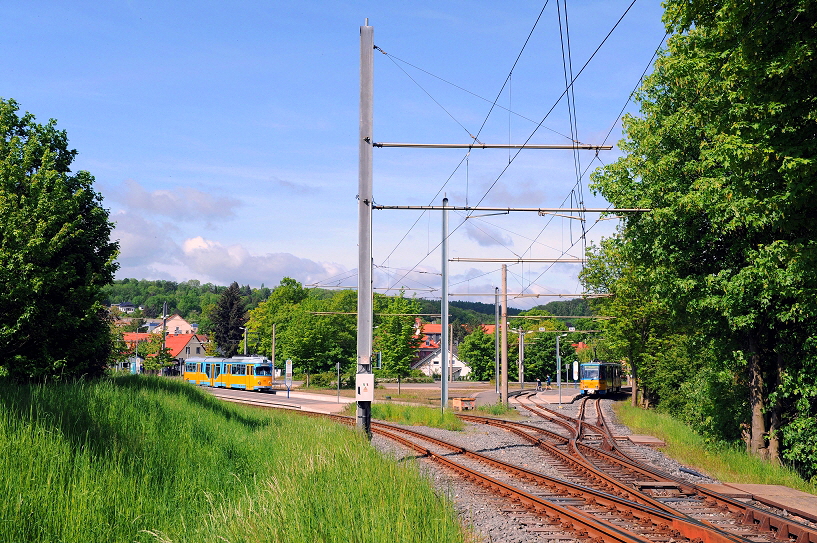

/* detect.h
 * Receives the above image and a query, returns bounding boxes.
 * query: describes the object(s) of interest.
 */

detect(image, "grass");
[0,375,466,543]
[473,402,524,419]
[613,401,817,495]
[344,402,464,431]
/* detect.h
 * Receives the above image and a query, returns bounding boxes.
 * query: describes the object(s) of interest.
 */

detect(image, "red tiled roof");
[123,332,152,346]
[163,334,208,357]
[421,323,443,334]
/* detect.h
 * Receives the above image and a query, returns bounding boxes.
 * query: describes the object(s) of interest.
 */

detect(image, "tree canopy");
[0,99,119,380]
[587,0,817,476]
[209,282,247,357]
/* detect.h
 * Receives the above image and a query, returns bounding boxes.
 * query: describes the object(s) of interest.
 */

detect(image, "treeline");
[103,279,273,330]
[582,1,817,481]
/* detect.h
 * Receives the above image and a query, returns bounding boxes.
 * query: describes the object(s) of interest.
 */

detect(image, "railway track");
[207,388,817,543]
[512,392,817,543]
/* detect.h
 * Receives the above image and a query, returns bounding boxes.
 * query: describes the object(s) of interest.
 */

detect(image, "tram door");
[213,363,222,387]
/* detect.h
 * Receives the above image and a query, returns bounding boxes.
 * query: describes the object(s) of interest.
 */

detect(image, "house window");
[196,347,201,354]
[185,347,190,355]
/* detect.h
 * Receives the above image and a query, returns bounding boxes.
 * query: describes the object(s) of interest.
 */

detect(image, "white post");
[356,19,374,438]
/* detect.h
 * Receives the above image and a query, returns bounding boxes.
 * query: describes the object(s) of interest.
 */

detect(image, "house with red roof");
[122,332,208,374]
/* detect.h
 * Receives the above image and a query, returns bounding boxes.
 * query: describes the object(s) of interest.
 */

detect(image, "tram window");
[255,366,271,376]
[599,366,606,380]
[581,366,599,380]
[249,366,254,376]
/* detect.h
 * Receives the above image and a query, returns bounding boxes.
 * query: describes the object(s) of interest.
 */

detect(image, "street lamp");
[239,327,248,356]
[515,328,537,389]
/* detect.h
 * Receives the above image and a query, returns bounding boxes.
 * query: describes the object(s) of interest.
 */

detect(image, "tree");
[140,334,175,373]
[245,280,356,380]
[373,293,422,379]
[591,0,817,468]
[458,327,495,381]
[209,282,246,357]
[0,99,119,380]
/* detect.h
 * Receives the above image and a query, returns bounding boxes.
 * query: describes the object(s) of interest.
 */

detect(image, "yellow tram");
[183,356,273,391]
[579,361,622,395]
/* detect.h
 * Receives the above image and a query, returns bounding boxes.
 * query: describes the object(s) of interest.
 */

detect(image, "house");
[164,333,209,363]
[122,332,209,374]
[412,348,471,380]
[152,314,198,335]
[111,302,141,314]
[416,321,442,361]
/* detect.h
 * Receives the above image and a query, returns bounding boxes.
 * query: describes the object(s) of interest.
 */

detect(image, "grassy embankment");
[341,396,521,427]
[614,402,817,495]
[343,402,465,430]
[0,375,466,543]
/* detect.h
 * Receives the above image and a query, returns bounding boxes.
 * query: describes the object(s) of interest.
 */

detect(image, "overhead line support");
[372,205,650,212]
[373,142,613,150]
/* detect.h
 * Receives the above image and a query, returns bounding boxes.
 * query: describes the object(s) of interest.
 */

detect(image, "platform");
[627,434,666,447]
[701,483,817,522]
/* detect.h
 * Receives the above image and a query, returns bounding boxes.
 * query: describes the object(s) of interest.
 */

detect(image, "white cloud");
[179,236,348,286]
[110,210,180,267]
[463,220,514,247]
[111,179,242,219]
[268,175,320,195]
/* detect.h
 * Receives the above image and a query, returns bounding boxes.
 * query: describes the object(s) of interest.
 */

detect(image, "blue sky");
[2,1,666,308]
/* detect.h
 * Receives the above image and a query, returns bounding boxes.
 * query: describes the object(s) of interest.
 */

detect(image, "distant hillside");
[529,298,593,316]
[415,298,522,324]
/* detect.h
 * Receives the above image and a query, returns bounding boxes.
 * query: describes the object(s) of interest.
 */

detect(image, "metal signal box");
[356,373,374,402]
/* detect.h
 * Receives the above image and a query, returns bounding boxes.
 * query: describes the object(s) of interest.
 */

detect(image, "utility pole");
[356,19,374,438]
[494,287,500,394]
[440,197,449,411]
[518,329,524,389]
[271,323,276,383]
[161,301,167,376]
[500,265,508,406]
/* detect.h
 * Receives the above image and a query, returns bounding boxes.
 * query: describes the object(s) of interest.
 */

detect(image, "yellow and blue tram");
[183,356,274,391]
[579,361,622,395]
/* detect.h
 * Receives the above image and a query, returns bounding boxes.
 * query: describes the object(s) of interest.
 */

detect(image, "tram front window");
[581,366,599,380]
[254,366,272,376]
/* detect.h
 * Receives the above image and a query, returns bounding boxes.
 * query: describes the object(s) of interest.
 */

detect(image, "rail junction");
[207,387,817,543]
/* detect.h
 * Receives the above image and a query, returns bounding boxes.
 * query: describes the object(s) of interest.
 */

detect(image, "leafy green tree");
[140,334,175,373]
[246,280,356,380]
[591,0,817,468]
[373,293,422,379]
[210,282,246,357]
[458,327,495,381]
[0,99,119,380]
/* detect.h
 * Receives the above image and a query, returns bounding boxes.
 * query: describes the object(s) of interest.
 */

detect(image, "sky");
[2,1,667,309]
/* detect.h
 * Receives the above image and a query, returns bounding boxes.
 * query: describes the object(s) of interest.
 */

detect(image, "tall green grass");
[614,402,817,495]
[344,402,464,431]
[474,402,521,418]
[0,375,466,543]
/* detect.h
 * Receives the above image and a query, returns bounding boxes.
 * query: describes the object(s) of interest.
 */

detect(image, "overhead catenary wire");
[377,0,553,278]
[375,1,645,300]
